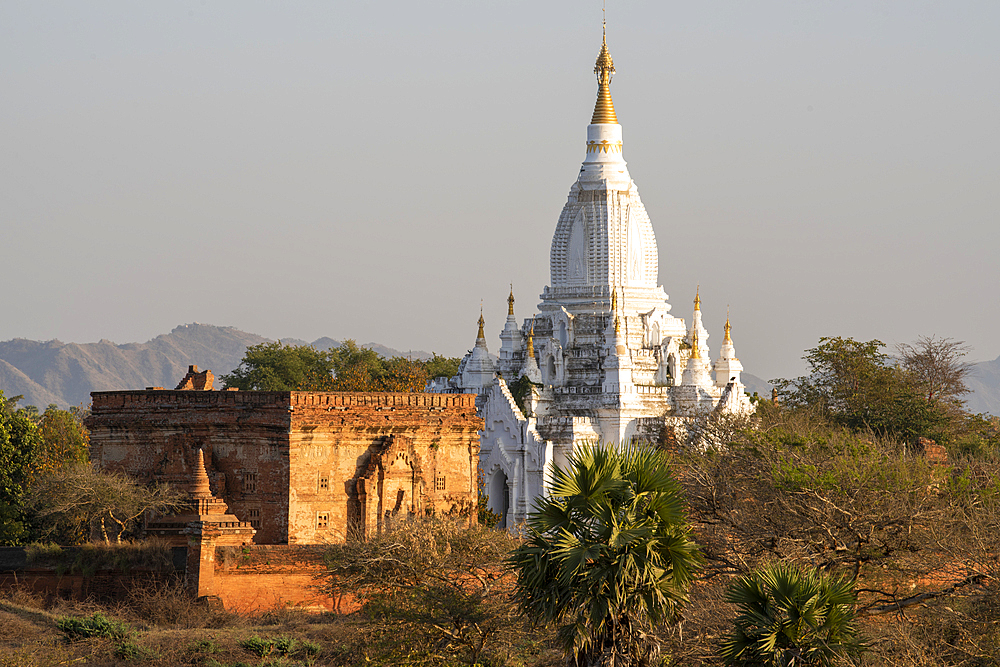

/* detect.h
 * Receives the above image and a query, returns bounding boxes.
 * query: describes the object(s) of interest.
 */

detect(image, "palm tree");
[720,562,862,666]
[508,441,701,667]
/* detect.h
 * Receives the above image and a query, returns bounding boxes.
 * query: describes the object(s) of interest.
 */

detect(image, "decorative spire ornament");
[526,319,535,359]
[508,284,515,316]
[591,26,618,124]
[477,308,485,340]
[191,447,213,499]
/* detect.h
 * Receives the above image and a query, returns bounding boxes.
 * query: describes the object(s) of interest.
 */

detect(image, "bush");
[720,562,862,666]
[118,580,238,629]
[240,635,320,659]
[324,517,521,666]
[114,638,158,661]
[57,612,130,641]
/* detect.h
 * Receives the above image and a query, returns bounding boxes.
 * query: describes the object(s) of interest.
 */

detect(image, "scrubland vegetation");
[3,336,1000,665]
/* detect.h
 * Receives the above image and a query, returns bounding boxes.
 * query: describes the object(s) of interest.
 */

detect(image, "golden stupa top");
[526,320,535,358]
[477,309,485,340]
[508,285,515,316]
[690,326,701,360]
[724,310,732,343]
[591,30,619,124]
[694,286,701,312]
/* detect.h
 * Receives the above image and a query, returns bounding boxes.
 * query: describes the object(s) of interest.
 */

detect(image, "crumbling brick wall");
[286,392,481,543]
[88,390,482,545]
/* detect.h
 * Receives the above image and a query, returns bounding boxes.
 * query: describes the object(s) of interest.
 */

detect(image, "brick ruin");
[87,384,483,546]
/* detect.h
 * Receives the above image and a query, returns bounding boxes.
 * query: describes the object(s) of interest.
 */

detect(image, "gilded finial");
[527,319,535,358]
[694,285,701,312]
[690,326,701,360]
[477,308,485,340]
[591,25,618,124]
[508,284,515,316]
[724,307,732,343]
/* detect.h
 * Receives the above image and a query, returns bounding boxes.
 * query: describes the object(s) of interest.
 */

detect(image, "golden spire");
[526,319,535,358]
[508,284,515,316]
[724,307,732,343]
[477,308,485,340]
[690,326,701,360]
[591,26,619,124]
[694,285,701,312]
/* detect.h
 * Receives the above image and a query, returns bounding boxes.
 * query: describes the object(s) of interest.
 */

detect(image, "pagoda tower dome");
[714,313,744,387]
[541,28,671,318]
[520,320,543,384]
[687,287,711,361]
[498,286,523,361]
[459,309,496,393]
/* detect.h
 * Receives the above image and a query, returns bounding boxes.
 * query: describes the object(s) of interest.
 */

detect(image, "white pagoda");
[434,30,752,527]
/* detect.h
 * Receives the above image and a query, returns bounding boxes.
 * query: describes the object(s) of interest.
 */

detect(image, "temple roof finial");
[724,306,732,343]
[477,307,485,340]
[191,447,213,499]
[694,285,701,312]
[591,24,618,124]
[508,284,515,316]
[526,319,535,358]
[690,326,701,360]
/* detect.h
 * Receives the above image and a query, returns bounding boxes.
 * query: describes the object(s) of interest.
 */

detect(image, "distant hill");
[740,373,773,400]
[0,324,434,409]
[5,324,993,417]
[966,354,1000,416]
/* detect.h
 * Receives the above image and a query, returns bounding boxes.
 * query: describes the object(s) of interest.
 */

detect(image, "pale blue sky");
[2,1,998,379]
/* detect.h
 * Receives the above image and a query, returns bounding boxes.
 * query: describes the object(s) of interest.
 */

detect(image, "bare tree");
[896,336,973,406]
[27,464,187,544]
[323,518,523,666]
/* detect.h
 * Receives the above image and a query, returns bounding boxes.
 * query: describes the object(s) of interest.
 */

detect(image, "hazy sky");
[2,1,998,380]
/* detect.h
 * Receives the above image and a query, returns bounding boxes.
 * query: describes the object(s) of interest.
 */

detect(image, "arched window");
[489,470,510,529]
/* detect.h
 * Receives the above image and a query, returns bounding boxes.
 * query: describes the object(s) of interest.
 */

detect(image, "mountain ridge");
[0,324,435,408]
[1,324,995,416]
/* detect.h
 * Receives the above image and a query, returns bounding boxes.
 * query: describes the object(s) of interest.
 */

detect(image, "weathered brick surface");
[212,545,335,612]
[88,390,482,545]
[914,436,949,465]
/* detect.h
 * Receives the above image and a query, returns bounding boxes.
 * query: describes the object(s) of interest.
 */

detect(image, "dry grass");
[0,580,562,667]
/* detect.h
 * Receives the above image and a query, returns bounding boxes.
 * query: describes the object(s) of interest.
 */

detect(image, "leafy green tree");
[720,562,862,667]
[0,391,42,545]
[772,337,943,440]
[422,353,461,380]
[509,441,701,667]
[326,340,383,391]
[223,340,435,393]
[327,340,429,392]
[220,341,336,391]
[35,405,90,474]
